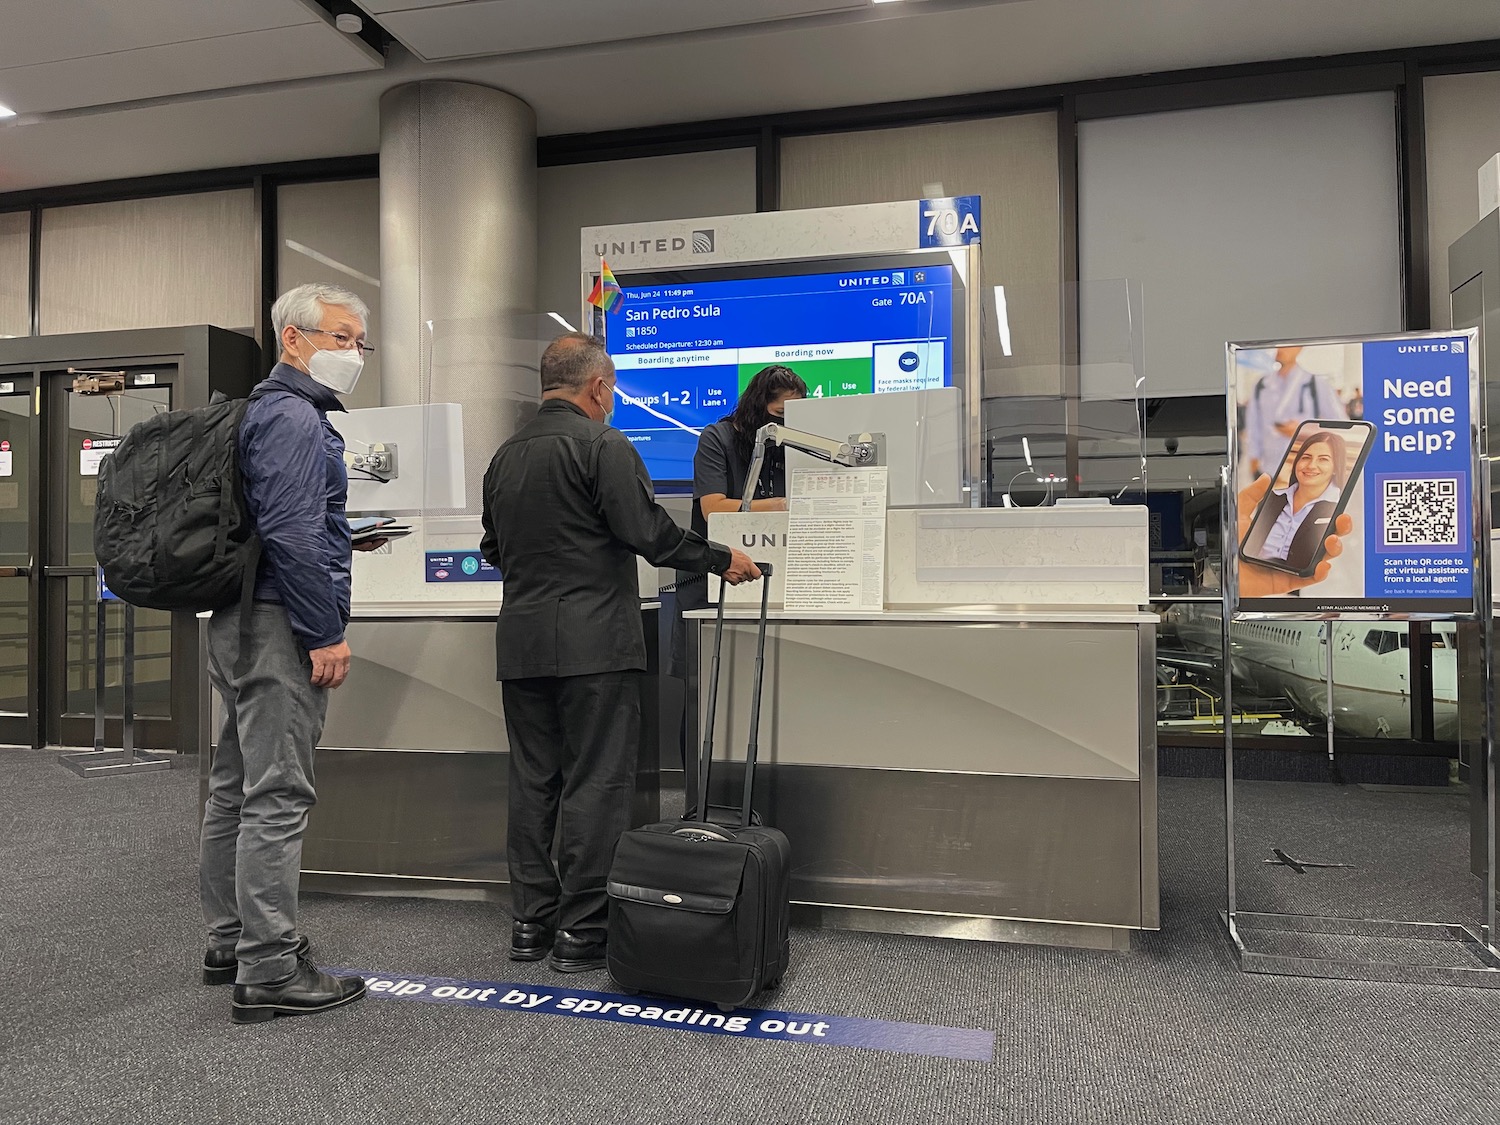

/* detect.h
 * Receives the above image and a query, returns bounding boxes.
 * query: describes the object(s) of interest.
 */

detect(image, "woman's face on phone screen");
[1296,442,1335,496]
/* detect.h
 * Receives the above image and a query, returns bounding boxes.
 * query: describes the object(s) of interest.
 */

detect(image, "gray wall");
[1424,71,1500,327]
[1078,93,1404,399]
[38,191,256,334]
[536,147,758,326]
[0,212,25,339]
[780,113,1063,399]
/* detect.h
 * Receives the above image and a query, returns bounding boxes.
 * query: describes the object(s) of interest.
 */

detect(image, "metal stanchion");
[58,572,173,778]
[1325,621,1336,765]
[1480,461,1499,958]
[92,589,106,752]
[1220,465,1238,938]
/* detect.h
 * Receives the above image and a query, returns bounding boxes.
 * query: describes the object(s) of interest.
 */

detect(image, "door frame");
[41,361,181,750]
[0,370,40,747]
[0,326,260,754]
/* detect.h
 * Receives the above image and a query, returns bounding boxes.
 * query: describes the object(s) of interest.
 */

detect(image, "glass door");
[0,375,35,746]
[42,365,179,748]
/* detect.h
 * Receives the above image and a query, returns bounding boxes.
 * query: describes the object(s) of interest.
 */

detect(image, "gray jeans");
[199,603,328,985]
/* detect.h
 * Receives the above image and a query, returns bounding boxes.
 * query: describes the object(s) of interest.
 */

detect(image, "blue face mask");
[600,380,616,426]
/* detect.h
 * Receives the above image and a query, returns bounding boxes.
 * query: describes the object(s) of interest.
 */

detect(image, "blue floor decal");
[331,969,994,1062]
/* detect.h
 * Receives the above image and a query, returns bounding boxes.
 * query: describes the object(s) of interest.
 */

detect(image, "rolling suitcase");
[606,565,791,1010]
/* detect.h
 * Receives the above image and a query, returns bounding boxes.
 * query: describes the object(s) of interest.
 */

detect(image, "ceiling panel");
[0,0,322,69]
[2,0,1500,193]
[370,0,864,61]
[437,0,1500,134]
[0,26,382,117]
[0,79,383,193]
[356,0,472,11]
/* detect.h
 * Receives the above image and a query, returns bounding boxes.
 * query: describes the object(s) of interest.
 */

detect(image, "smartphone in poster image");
[1239,419,1374,579]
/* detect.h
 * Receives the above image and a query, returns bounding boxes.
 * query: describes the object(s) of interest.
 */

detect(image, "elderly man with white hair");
[198,282,381,1024]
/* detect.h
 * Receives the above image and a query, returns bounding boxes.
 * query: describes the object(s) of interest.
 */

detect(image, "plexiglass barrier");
[346,312,553,610]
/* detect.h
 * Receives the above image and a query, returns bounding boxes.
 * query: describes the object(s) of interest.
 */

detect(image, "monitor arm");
[739,423,877,510]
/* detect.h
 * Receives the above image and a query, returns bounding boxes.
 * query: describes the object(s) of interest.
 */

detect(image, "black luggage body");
[607,566,790,1010]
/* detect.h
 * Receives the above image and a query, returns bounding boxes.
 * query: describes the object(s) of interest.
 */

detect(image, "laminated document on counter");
[783,466,888,613]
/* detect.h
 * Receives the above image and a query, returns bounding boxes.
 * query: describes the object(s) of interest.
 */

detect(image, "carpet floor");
[1,748,1497,1125]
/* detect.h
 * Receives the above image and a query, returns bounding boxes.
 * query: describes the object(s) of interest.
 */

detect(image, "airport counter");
[198,504,1158,951]
[683,605,1160,950]
[199,597,665,900]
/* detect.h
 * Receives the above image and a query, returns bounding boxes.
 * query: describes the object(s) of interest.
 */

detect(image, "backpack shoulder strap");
[234,538,263,680]
[227,392,264,678]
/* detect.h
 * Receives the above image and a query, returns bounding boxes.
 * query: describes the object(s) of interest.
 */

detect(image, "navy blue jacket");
[241,363,352,650]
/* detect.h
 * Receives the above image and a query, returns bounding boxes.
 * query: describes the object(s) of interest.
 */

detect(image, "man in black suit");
[480,332,760,972]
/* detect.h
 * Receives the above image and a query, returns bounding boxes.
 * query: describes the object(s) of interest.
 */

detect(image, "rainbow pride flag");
[587,260,623,313]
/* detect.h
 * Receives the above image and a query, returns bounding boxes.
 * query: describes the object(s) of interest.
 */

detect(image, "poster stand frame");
[1219,329,1500,986]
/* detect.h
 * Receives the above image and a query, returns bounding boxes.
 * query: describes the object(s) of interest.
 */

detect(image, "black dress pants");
[501,670,640,938]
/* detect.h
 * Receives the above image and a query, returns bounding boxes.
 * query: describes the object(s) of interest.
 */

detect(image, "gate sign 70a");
[918,195,981,247]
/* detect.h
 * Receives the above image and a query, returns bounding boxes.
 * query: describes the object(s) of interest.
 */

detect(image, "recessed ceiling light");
[0,104,16,119]
[871,0,906,4]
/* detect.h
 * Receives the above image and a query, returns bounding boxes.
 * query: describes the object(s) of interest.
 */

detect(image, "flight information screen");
[602,263,956,483]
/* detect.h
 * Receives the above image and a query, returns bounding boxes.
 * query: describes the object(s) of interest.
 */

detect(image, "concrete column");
[379,81,538,506]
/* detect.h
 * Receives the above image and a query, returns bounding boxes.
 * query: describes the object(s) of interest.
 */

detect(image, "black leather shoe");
[548,929,607,973]
[203,934,311,986]
[510,921,554,962]
[231,960,366,1024]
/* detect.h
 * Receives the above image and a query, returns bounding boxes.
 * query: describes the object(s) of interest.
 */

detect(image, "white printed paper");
[0,452,10,478]
[79,438,120,478]
[783,467,888,613]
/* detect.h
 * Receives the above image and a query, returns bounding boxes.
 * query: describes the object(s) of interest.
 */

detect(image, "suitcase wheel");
[715,1003,736,1013]
[764,978,781,990]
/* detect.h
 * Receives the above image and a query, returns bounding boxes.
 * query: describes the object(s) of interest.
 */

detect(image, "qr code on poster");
[1383,478,1460,546]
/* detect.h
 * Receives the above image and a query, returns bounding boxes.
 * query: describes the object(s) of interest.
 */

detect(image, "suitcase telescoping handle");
[694,562,773,826]
[738,564,772,828]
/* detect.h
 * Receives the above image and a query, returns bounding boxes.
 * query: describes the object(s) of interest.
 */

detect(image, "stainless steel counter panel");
[689,614,1158,937]
[203,611,663,892]
[325,620,507,751]
[702,763,1147,925]
[301,747,508,882]
[698,620,1143,778]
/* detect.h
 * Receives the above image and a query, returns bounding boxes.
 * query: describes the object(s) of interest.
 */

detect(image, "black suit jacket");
[1243,490,1336,573]
[480,400,731,680]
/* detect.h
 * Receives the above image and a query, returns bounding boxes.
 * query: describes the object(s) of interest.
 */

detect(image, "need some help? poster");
[1229,330,1480,617]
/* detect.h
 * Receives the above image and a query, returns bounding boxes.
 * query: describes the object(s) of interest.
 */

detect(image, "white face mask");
[298,330,364,395]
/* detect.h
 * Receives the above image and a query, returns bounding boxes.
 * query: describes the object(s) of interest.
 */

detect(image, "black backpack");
[93,391,262,613]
